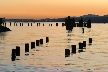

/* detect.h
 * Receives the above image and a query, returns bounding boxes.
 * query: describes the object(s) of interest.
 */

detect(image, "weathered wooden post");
[83,41,86,49]
[87,19,91,28]
[39,23,40,26]
[79,42,83,49]
[36,40,40,46]
[65,16,73,31]
[11,49,16,61]
[22,23,23,26]
[16,46,20,56]
[89,38,92,45]
[46,37,49,43]
[25,43,29,52]
[40,39,43,45]
[62,23,65,27]
[31,42,35,49]
[31,23,32,26]
[56,23,58,26]
[78,42,84,52]
[20,23,21,26]
[28,23,29,26]
[37,23,38,26]
[65,49,70,57]
[79,18,83,27]
[82,28,84,33]
[71,45,76,54]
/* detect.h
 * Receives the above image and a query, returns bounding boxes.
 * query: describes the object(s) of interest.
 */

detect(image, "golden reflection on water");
[0,22,108,71]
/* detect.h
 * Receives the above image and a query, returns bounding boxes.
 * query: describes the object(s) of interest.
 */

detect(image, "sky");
[0,0,108,19]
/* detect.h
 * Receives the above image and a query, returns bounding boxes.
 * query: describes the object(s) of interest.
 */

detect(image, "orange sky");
[0,0,108,19]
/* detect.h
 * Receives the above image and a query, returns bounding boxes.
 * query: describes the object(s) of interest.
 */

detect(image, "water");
[0,22,108,72]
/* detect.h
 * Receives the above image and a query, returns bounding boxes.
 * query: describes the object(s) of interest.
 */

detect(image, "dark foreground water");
[0,22,108,72]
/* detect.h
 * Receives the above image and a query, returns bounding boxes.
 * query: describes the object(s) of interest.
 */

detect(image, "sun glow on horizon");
[0,0,108,19]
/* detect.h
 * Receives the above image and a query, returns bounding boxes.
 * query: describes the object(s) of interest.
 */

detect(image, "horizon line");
[2,13,108,20]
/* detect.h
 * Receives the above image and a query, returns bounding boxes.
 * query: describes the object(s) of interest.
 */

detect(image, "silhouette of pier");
[65,16,91,31]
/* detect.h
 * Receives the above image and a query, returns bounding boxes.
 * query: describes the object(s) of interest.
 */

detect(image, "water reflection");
[11,37,50,62]
[0,32,7,40]
[65,27,93,57]
[0,22,108,71]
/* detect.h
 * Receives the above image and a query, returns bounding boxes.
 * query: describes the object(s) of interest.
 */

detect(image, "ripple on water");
[0,23,108,71]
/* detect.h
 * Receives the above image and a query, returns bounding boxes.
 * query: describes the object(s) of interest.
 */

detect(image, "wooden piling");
[71,45,76,54]
[82,28,84,33]
[46,37,49,43]
[83,41,86,49]
[31,23,32,26]
[62,23,65,26]
[36,40,39,46]
[65,49,70,57]
[11,49,16,61]
[25,43,29,53]
[87,19,91,28]
[89,38,92,45]
[39,23,40,26]
[16,46,20,56]
[28,23,29,26]
[20,23,21,26]
[22,23,23,26]
[56,23,58,26]
[37,23,38,26]
[51,24,52,26]
[40,39,43,44]
[79,42,83,49]
[31,42,35,49]
[14,23,15,26]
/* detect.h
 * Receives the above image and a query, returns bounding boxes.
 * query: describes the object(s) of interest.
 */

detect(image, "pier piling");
[83,41,86,49]
[89,38,92,45]
[31,42,35,49]
[71,45,76,54]
[16,46,20,56]
[56,23,58,26]
[65,49,70,57]
[36,40,40,46]
[25,43,29,53]
[11,49,16,61]
[40,39,43,45]
[46,37,49,43]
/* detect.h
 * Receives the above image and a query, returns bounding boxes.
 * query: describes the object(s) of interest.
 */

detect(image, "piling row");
[8,22,64,27]
[11,37,49,61]
[65,16,91,31]
[65,38,92,57]
[11,46,20,61]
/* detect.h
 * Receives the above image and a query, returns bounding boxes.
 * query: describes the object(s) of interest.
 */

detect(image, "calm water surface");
[0,22,108,72]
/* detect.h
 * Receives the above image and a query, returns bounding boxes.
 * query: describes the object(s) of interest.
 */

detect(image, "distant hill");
[5,14,108,23]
